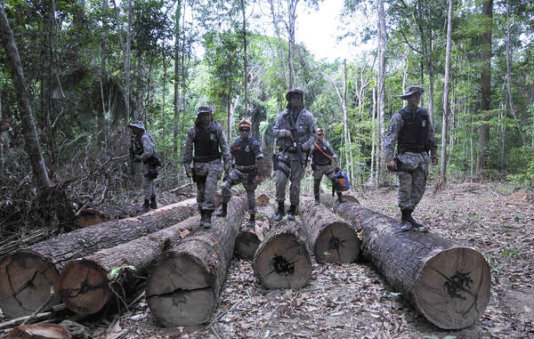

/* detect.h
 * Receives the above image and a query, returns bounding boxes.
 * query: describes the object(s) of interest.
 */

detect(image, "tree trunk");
[59,216,200,315]
[241,0,248,115]
[173,0,181,155]
[332,202,491,330]
[0,199,197,318]
[300,199,360,264]
[146,195,247,326]
[376,0,386,186]
[97,0,108,148]
[0,3,51,188]
[253,219,312,289]
[124,0,132,123]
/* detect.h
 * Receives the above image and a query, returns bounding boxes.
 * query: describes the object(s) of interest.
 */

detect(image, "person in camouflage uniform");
[273,89,317,221]
[128,121,158,213]
[183,105,231,228]
[384,86,438,232]
[308,128,346,205]
[215,119,263,227]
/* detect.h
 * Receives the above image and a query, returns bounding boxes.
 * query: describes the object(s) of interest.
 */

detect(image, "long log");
[253,218,312,289]
[146,195,247,326]
[0,199,197,318]
[319,192,359,208]
[58,216,200,315]
[300,198,360,264]
[333,201,491,330]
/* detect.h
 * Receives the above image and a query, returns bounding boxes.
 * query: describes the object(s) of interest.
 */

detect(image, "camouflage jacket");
[132,132,155,163]
[272,109,316,151]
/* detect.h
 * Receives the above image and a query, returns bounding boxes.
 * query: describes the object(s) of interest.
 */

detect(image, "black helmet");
[285,88,304,101]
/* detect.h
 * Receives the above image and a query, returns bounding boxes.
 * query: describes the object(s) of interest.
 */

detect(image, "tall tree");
[376,0,386,186]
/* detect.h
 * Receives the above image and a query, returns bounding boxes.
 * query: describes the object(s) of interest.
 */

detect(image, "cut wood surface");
[7,323,71,339]
[146,195,247,326]
[0,199,197,319]
[58,216,200,315]
[333,201,491,330]
[253,219,312,289]
[300,198,360,264]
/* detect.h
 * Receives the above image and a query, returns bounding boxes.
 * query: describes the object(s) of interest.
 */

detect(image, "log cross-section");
[146,195,247,326]
[333,202,491,330]
[234,198,275,260]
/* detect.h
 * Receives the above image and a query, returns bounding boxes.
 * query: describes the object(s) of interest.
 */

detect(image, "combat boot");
[137,199,150,213]
[274,202,285,221]
[337,192,346,203]
[203,210,213,229]
[199,210,206,227]
[150,196,157,209]
[214,203,227,217]
[246,214,255,227]
[314,180,321,205]
[407,208,424,228]
[400,209,413,232]
[287,205,297,221]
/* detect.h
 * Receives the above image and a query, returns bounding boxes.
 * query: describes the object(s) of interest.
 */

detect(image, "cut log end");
[0,251,60,318]
[59,260,111,315]
[253,234,311,289]
[314,222,360,264]
[146,253,216,326]
[414,247,491,330]
[234,232,260,260]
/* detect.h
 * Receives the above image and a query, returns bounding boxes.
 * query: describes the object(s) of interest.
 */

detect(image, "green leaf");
[107,265,136,280]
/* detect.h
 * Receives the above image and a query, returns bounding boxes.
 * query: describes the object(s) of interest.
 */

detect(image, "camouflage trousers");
[143,163,156,200]
[275,151,305,206]
[312,163,337,198]
[193,159,223,211]
[221,168,257,214]
[397,164,428,210]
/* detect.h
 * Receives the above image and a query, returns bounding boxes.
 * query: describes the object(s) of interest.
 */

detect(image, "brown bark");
[0,199,197,318]
[234,197,275,260]
[333,202,491,330]
[8,323,71,339]
[253,219,312,290]
[300,199,360,264]
[146,195,247,326]
[318,192,359,208]
[58,216,200,315]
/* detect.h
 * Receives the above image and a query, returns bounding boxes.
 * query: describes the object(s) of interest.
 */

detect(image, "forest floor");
[2,179,533,338]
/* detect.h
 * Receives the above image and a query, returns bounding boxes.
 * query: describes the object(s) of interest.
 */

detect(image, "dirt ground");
[3,180,533,338]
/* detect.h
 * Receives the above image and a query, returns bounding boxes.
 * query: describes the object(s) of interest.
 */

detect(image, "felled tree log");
[319,192,359,208]
[234,194,275,260]
[146,195,247,326]
[253,219,312,289]
[58,216,200,315]
[0,199,197,319]
[333,202,491,330]
[300,198,360,264]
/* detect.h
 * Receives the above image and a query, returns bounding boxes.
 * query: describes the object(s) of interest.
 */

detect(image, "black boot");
[150,196,157,209]
[274,202,285,221]
[407,209,424,228]
[246,214,255,227]
[199,210,206,227]
[337,192,346,203]
[314,179,321,205]
[287,205,297,221]
[203,210,213,229]
[400,209,413,232]
[137,199,150,213]
[214,203,227,217]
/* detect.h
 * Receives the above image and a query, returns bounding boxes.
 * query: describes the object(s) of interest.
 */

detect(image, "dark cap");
[399,86,425,99]
[285,88,304,101]
[127,121,146,131]
[196,105,213,115]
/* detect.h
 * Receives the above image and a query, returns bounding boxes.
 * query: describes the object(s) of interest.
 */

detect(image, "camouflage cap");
[127,121,146,131]
[399,86,425,99]
[285,88,304,101]
[196,105,213,115]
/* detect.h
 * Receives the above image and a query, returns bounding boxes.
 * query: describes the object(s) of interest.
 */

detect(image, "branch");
[399,29,421,54]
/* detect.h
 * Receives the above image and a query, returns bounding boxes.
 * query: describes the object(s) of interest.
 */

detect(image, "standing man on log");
[128,121,159,213]
[273,89,317,221]
[384,86,438,231]
[215,119,263,227]
[308,128,345,205]
[183,105,231,228]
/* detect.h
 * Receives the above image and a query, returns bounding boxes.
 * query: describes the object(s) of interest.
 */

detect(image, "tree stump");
[333,202,491,330]
[253,219,312,289]
[0,199,197,318]
[58,216,200,315]
[300,198,360,263]
[146,195,247,326]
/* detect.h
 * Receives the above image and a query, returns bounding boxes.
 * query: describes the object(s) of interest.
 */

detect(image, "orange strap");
[314,142,335,168]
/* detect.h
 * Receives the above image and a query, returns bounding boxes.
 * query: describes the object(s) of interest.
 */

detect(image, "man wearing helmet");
[215,119,263,227]
[182,105,231,228]
[272,89,317,221]
[308,128,345,205]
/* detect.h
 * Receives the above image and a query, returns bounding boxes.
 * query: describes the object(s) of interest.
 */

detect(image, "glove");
[185,167,193,178]
[387,160,397,172]
[334,167,340,173]
[431,156,438,166]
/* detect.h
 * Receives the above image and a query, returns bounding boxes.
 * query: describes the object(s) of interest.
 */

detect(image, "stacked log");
[333,202,491,330]
[253,219,312,289]
[146,195,247,326]
[319,192,359,208]
[0,199,197,318]
[300,199,360,264]
[58,216,200,315]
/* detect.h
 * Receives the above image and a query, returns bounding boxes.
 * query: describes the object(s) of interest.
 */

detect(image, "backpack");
[334,171,350,192]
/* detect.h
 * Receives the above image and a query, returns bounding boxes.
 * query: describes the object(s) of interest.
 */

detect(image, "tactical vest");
[131,136,143,156]
[312,141,333,165]
[193,122,221,162]
[233,137,256,167]
[397,108,430,154]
